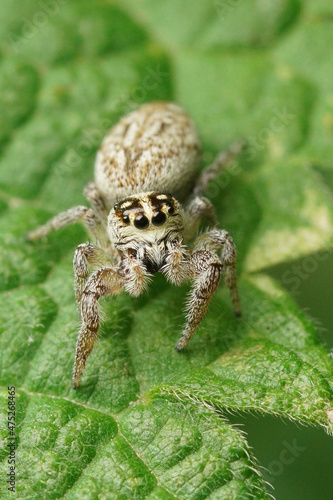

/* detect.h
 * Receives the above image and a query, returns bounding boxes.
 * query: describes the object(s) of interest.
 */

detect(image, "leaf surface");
[1,1,333,499]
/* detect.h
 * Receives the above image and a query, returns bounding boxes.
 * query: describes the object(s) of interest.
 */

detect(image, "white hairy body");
[27,102,243,389]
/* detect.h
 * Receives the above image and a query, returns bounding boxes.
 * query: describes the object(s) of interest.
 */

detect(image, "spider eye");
[152,211,166,226]
[164,201,174,215]
[122,214,130,225]
[134,214,149,229]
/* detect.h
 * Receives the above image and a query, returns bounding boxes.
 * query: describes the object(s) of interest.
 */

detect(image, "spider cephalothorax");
[109,192,184,276]
[26,101,243,389]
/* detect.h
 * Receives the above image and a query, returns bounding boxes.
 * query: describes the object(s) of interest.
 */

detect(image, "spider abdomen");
[94,101,201,207]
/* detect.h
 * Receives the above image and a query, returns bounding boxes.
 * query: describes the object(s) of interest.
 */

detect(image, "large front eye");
[122,213,130,225]
[134,214,149,229]
[152,211,166,226]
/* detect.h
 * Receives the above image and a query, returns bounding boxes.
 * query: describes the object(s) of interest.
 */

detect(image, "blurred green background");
[0,1,333,499]
[233,251,333,500]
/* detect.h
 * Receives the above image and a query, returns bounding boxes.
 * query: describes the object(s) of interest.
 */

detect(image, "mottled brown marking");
[94,102,202,206]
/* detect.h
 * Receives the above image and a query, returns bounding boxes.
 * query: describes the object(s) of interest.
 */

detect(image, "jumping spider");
[27,102,242,389]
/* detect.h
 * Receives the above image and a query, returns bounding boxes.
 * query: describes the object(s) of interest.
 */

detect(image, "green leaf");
[1,1,333,499]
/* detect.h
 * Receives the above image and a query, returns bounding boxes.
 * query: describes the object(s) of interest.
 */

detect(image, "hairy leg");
[193,139,245,197]
[183,140,244,241]
[26,205,105,243]
[161,239,190,286]
[84,181,109,223]
[119,252,152,296]
[73,243,114,312]
[192,228,240,316]
[73,266,123,389]
[175,249,222,351]
[183,195,217,241]
[176,228,240,351]
[73,254,150,388]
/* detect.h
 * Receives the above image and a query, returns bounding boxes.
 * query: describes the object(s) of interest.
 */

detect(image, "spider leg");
[192,139,245,197]
[73,254,150,389]
[84,181,109,222]
[73,243,114,313]
[25,205,106,244]
[193,228,240,316]
[175,250,222,351]
[161,239,190,286]
[183,196,217,241]
[176,228,240,351]
[73,266,123,389]
[26,183,110,245]
[120,253,152,296]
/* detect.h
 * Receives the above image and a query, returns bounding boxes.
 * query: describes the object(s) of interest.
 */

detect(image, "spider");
[26,101,242,389]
